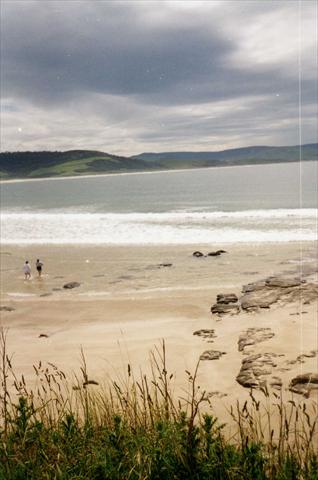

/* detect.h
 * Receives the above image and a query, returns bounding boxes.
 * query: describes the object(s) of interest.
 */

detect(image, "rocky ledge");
[211,275,318,316]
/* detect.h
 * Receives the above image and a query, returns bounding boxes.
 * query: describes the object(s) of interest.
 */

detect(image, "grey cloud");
[0,0,317,153]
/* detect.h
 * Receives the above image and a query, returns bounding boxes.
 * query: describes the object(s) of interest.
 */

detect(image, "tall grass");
[0,328,317,479]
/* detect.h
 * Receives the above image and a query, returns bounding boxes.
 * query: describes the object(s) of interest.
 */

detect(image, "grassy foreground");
[0,331,318,480]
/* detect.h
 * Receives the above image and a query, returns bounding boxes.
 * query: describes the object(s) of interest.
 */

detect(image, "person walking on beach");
[36,259,43,277]
[23,260,31,280]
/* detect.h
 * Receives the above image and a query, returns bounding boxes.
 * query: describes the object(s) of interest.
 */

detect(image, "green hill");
[0,150,161,180]
[132,143,318,168]
[0,144,317,179]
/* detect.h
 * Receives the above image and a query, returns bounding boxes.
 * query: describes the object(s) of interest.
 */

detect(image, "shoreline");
[1,159,317,184]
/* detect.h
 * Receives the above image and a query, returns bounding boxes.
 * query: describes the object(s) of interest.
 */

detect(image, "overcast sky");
[1,0,317,155]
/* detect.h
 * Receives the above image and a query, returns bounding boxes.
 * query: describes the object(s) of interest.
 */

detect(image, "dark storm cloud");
[1,0,233,104]
[1,0,317,153]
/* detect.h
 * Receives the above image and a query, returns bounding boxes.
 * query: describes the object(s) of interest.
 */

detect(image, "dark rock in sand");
[289,373,318,398]
[159,263,173,267]
[38,333,49,338]
[200,350,226,361]
[216,293,238,304]
[0,306,15,312]
[193,329,216,341]
[211,303,240,315]
[193,251,204,257]
[83,379,99,387]
[236,353,278,389]
[238,327,275,351]
[63,282,81,289]
[207,250,227,256]
[39,293,53,297]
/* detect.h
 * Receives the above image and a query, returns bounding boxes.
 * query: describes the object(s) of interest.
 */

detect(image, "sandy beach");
[1,242,317,423]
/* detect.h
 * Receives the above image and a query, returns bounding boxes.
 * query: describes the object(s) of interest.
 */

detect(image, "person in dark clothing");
[36,259,43,277]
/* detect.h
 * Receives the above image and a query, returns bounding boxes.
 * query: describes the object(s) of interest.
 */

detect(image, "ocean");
[1,161,317,245]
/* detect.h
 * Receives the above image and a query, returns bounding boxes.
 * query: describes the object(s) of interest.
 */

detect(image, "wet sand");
[1,242,317,422]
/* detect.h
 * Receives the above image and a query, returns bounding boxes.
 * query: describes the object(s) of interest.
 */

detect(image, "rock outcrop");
[236,353,278,388]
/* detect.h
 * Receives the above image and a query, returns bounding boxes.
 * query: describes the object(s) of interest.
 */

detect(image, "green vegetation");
[1,331,318,479]
[0,144,317,180]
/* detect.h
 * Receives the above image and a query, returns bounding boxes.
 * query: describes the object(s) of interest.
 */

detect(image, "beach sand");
[1,242,317,424]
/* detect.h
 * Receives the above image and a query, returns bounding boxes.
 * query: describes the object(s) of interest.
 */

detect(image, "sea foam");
[1,209,316,245]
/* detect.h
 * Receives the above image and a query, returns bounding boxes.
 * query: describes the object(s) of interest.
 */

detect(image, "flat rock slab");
[265,277,302,288]
[200,350,226,361]
[238,327,275,351]
[236,353,279,389]
[193,329,216,341]
[240,290,280,310]
[289,373,318,398]
[63,282,81,289]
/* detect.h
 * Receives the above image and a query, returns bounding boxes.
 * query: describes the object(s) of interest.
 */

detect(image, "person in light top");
[23,260,31,280]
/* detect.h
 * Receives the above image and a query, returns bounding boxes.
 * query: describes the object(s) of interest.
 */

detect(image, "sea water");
[1,161,317,245]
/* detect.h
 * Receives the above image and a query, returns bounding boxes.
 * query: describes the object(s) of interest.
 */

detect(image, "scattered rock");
[200,350,226,361]
[216,293,238,304]
[289,373,318,398]
[236,353,278,389]
[207,250,227,256]
[0,306,15,312]
[159,263,173,267]
[38,333,49,338]
[193,329,216,341]
[193,251,204,257]
[286,350,318,365]
[238,328,275,352]
[211,303,240,315]
[83,380,99,387]
[63,282,81,289]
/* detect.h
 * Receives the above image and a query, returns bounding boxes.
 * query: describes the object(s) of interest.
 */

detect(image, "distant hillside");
[0,144,317,179]
[132,144,318,169]
[0,150,160,180]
